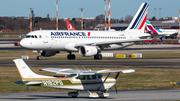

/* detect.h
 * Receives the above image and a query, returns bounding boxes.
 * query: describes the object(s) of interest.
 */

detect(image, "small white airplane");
[20,3,150,60]
[13,59,135,98]
[146,20,178,38]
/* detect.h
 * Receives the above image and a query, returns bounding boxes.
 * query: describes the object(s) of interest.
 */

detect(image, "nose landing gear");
[37,50,42,60]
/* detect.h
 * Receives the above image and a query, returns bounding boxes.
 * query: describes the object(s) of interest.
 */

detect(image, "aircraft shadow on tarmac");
[0,93,115,100]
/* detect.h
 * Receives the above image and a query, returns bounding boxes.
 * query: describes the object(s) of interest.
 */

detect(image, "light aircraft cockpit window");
[31,35,34,38]
[35,35,38,38]
[76,75,85,80]
[97,73,103,79]
[87,74,97,80]
[66,74,76,77]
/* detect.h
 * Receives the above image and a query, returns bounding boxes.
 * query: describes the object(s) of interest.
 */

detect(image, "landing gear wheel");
[94,54,102,60]
[67,54,76,60]
[68,91,79,98]
[36,56,42,60]
[72,96,77,98]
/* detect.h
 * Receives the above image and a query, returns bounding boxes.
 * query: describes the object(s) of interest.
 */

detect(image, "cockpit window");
[66,74,76,77]
[25,35,38,38]
[76,75,85,80]
[87,74,97,80]
[25,35,31,38]
[97,74,103,79]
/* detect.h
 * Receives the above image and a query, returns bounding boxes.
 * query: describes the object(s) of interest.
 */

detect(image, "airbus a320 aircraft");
[146,20,178,38]
[20,3,150,60]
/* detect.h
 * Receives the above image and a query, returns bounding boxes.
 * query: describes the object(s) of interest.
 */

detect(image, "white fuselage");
[20,30,148,51]
[159,29,178,36]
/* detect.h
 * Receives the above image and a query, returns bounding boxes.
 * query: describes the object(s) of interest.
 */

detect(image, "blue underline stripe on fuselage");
[130,3,148,29]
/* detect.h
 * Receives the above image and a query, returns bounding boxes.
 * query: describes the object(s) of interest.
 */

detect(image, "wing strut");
[97,73,111,91]
[115,72,120,93]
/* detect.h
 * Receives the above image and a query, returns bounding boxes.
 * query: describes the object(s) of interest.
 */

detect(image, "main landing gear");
[67,52,76,60]
[68,91,79,98]
[94,54,102,60]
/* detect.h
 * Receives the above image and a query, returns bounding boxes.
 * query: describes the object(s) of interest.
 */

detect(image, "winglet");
[13,59,55,81]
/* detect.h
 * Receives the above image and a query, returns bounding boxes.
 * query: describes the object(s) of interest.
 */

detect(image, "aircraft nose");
[20,39,27,48]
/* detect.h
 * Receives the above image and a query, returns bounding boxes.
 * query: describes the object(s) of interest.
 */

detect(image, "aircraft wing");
[74,39,151,47]
[40,68,135,75]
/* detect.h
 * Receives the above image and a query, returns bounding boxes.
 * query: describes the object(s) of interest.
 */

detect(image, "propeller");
[114,72,120,94]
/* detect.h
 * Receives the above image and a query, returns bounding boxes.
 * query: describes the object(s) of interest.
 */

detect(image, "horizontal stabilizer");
[25,81,42,86]
[14,80,23,85]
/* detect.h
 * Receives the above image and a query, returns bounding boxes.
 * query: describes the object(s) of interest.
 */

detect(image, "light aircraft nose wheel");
[67,54,76,60]
[94,54,102,60]
[36,56,42,60]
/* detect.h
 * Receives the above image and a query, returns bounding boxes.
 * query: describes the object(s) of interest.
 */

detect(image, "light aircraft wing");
[40,68,135,75]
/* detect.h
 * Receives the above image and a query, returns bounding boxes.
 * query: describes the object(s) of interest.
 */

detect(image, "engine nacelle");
[41,51,59,57]
[79,46,98,57]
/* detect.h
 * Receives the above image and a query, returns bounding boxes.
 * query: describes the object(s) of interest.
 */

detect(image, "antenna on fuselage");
[81,65,87,72]
[74,65,80,73]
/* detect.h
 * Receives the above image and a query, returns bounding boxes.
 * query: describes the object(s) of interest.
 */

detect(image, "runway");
[1,59,180,68]
[1,89,180,101]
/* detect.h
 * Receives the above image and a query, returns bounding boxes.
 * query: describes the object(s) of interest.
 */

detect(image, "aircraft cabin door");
[42,32,48,43]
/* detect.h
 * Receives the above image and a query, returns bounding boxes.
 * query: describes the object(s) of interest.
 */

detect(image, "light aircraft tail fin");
[66,20,76,30]
[125,3,149,33]
[146,20,158,35]
[13,59,55,81]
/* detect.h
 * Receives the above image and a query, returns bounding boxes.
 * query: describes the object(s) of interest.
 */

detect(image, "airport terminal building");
[95,19,180,31]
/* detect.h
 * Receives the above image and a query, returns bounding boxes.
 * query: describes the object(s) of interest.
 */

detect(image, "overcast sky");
[0,0,179,19]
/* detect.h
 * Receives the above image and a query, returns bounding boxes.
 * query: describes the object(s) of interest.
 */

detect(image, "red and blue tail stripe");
[128,3,149,30]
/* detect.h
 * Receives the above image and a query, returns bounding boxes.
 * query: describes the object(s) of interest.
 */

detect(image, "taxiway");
[1,89,180,101]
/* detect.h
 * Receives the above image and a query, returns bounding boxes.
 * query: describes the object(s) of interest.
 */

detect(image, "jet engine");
[79,46,98,57]
[41,51,59,57]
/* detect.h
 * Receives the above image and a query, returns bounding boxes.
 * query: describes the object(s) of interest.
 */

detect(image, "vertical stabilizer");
[13,59,55,81]
[146,20,158,35]
[126,3,149,32]
[66,20,77,30]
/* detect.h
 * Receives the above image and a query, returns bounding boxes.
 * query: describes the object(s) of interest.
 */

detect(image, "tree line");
[0,14,164,32]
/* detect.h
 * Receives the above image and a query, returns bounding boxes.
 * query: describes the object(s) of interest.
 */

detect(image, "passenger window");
[39,35,42,38]
[76,75,85,80]
[87,74,97,80]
